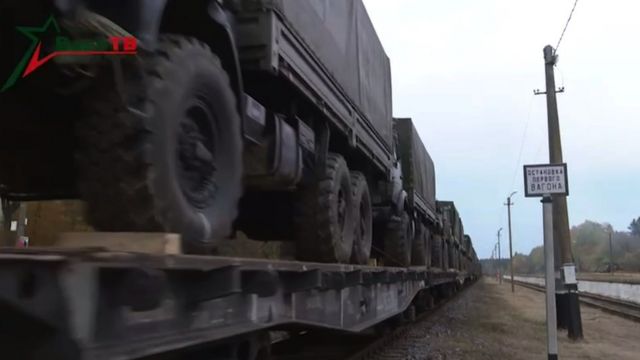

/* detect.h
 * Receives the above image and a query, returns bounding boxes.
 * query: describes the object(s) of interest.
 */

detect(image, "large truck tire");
[350,171,372,265]
[411,224,429,266]
[77,35,242,254]
[383,211,412,266]
[294,153,355,263]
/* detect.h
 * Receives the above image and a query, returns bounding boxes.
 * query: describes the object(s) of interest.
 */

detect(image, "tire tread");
[77,35,238,252]
[383,211,412,266]
[294,153,354,263]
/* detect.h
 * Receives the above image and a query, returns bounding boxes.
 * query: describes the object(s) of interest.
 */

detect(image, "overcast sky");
[363,0,640,259]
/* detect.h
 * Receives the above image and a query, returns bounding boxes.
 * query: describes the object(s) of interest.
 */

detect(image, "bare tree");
[629,217,640,237]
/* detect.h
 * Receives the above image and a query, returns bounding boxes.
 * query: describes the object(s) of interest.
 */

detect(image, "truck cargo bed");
[394,118,437,222]
[237,0,393,174]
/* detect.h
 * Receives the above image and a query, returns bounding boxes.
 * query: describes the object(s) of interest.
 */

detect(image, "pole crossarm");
[534,87,565,95]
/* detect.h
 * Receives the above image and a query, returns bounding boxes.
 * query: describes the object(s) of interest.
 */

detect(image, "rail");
[345,281,474,360]
[512,279,640,322]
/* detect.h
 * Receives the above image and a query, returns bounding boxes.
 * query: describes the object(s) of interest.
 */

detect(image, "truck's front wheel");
[77,35,242,253]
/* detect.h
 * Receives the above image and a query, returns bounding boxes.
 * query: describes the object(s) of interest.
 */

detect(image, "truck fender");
[83,0,168,49]
[82,0,243,105]
[204,0,244,102]
[393,189,408,217]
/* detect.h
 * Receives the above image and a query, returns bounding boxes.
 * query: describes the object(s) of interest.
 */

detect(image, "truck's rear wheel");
[77,35,242,253]
[294,153,355,263]
[383,211,412,267]
[411,224,429,266]
[350,172,372,265]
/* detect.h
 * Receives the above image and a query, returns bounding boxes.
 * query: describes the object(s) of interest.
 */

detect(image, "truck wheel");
[350,172,372,265]
[383,211,412,266]
[77,35,242,253]
[294,153,355,263]
[411,224,428,266]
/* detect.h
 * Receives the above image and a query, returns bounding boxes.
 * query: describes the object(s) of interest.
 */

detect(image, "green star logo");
[1,15,61,92]
[1,15,137,92]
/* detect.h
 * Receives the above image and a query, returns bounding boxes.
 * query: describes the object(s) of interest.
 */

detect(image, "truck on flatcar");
[0,0,478,270]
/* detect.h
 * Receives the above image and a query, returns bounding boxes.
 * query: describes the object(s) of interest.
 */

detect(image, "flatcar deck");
[0,245,470,360]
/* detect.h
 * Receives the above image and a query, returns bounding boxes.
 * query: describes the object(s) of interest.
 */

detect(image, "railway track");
[270,281,476,360]
[512,280,640,322]
[347,282,474,360]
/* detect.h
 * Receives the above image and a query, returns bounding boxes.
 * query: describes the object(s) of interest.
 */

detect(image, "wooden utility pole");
[493,243,498,281]
[542,47,571,280]
[541,45,583,339]
[497,228,503,284]
[608,228,614,273]
[505,193,516,293]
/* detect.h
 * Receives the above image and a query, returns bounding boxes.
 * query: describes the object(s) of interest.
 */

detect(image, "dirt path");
[415,277,640,359]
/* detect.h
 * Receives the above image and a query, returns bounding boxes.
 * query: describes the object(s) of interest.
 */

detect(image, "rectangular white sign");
[563,264,577,285]
[523,163,569,197]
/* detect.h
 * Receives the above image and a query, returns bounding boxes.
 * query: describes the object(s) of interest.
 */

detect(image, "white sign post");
[524,163,569,360]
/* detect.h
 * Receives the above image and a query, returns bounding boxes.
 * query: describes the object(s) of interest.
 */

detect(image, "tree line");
[509,218,640,274]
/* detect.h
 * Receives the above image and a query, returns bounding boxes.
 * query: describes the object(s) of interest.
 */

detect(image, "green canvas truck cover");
[394,118,437,218]
[241,0,394,151]
[464,235,471,253]
[437,201,462,243]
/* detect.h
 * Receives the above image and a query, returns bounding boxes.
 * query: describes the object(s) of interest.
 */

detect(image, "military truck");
[462,234,472,272]
[393,118,440,267]
[0,0,422,264]
[436,200,465,270]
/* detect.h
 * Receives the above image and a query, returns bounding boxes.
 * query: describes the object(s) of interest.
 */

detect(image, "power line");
[556,64,566,89]
[533,138,546,161]
[509,94,536,192]
[554,0,579,54]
